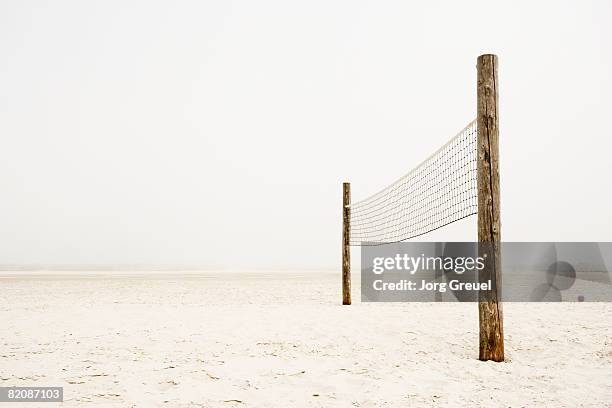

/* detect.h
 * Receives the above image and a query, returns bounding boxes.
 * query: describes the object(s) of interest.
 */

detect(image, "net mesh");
[349,120,478,246]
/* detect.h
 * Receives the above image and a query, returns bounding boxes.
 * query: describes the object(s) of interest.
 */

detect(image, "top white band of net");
[349,120,478,246]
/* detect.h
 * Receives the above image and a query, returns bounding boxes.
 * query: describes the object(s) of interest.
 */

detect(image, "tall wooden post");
[477,54,504,361]
[342,182,351,305]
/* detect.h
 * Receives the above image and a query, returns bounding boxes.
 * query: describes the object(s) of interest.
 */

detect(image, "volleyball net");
[349,120,478,246]
[343,54,504,362]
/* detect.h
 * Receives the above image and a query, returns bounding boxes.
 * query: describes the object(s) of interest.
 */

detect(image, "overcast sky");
[1,0,610,270]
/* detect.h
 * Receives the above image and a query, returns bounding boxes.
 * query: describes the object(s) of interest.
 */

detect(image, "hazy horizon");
[2,0,611,270]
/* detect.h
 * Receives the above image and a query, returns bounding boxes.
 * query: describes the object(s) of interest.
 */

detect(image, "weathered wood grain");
[342,182,351,305]
[477,54,504,362]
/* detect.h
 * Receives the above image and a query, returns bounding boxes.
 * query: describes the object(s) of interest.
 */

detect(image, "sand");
[1,272,611,407]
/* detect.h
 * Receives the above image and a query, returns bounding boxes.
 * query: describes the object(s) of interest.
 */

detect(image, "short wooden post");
[477,54,504,361]
[342,182,351,305]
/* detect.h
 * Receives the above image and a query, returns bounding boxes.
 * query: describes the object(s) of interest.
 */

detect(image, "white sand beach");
[1,272,611,407]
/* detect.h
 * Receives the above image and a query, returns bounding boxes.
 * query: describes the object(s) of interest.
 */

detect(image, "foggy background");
[1,0,610,270]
